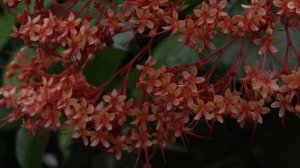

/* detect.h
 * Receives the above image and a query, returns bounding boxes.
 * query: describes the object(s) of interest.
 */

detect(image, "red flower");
[130,8,154,33]
[103,89,126,111]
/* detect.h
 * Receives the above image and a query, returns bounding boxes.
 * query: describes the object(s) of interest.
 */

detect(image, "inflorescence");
[1,0,300,167]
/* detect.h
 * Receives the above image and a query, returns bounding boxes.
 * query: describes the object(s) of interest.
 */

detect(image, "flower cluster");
[2,56,300,164]
[1,0,300,167]
[11,12,100,63]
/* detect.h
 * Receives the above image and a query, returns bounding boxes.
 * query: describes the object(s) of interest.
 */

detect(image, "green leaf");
[58,126,73,164]
[228,0,248,16]
[273,25,300,67]
[0,10,14,49]
[83,48,127,87]
[114,31,134,51]
[115,0,125,5]
[153,35,201,67]
[16,128,49,168]
[47,61,65,74]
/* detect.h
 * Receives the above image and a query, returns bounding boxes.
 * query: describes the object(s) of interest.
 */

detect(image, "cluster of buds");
[1,0,300,167]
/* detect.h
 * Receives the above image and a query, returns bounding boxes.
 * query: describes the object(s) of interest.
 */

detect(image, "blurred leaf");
[171,0,200,11]
[73,1,96,16]
[83,48,127,87]
[273,24,300,67]
[228,0,248,15]
[114,31,134,51]
[16,128,49,168]
[0,10,14,49]
[47,61,65,74]
[115,0,125,5]
[153,35,200,67]
[58,126,73,163]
